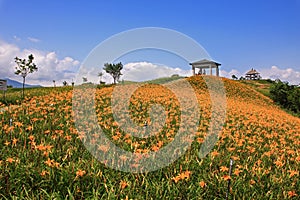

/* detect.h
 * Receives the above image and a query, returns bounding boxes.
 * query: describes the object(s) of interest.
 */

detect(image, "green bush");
[270,79,300,115]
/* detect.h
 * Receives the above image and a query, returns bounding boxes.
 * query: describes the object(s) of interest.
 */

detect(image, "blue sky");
[0,0,300,85]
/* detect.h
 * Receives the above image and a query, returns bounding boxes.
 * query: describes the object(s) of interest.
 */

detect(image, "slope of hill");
[144,75,184,84]
[238,79,300,117]
[0,76,299,199]
[239,79,274,97]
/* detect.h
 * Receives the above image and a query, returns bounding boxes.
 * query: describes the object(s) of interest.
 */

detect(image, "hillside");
[0,76,299,199]
[238,79,300,117]
[144,75,184,84]
[239,79,274,97]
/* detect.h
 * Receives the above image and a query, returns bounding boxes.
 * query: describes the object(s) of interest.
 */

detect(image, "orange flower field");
[0,76,299,199]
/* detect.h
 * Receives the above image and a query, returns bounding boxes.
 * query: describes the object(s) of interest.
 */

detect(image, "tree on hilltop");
[103,62,123,84]
[231,74,238,80]
[63,81,68,86]
[82,77,88,83]
[98,72,104,84]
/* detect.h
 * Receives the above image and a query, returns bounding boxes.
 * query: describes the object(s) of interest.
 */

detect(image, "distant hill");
[3,78,42,88]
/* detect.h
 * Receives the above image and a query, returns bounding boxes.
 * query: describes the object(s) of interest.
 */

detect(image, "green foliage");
[103,62,123,84]
[287,87,300,113]
[270,79,300,115]
[14,54,37,77]
[98,72,104,84]
[82,77,88,83]
[145,76,184,84]
[231,75,238,80]
[62,81,68,86]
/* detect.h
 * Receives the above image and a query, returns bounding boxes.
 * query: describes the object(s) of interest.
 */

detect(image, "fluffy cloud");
[260,66,300,85]
[0,40,80,86]
[0,41,19,77]
[220,69,241,78]
[82,62,299,86]
[2,38,299,87]
[221,66,300,85]
[121,62,192,82]
[83,62,192,84]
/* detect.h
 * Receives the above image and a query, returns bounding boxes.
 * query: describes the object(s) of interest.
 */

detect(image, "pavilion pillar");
[210,64,212,75]
[192,66,195,76]
[216,66,219,76]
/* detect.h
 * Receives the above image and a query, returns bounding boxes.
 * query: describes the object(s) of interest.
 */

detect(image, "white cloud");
[0,41,20,77]
[220,69,241,78]
[221,66,300,85]
[260,66,300,85]
[78,62,192,84]
[122,62,192,82]
[28,37,40,43]
[0,40,80,86]
[2,38,299,87]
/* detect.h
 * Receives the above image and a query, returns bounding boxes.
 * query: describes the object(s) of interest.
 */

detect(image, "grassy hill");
[238,79,300,117]
[238,79,274,97]
[117,76,185,85]
[144,75,185,84]
[0,76,299,199]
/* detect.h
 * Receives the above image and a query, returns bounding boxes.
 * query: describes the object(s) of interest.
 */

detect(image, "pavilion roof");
[189,59,221,66]
[246,68,260,75]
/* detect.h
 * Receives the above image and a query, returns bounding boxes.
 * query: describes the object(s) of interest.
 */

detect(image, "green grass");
[144,76,185,84]
[239,79,274,97]
[238,79,300,117]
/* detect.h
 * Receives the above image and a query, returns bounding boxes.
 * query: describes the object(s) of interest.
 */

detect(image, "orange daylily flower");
[222,175,231,181]
[76,170,86,177]
[288,170,299,177]
[199,181,206,188]
[220,166,229,172]
[12,138,18,146]
[288,191,297,197]
[6,157,15,163]
[120,180,129,189]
